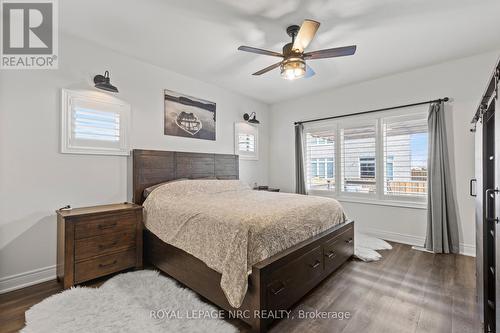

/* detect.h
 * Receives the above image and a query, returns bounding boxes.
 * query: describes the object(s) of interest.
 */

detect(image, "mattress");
[143,179,345,308]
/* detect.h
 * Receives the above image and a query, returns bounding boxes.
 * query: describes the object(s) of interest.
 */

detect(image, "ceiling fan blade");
[304,45,357,60]
[304,64,315,78]
[292,19,320,52]
[238,46,283,58]
[252,62,282,76]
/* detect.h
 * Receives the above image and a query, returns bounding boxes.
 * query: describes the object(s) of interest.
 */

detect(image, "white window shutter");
[61,89,131,156]
[302,107,428,205]
[234,122,258,160]
[340,124,377,194]
[304,127,336,191]
[382,114,428,197]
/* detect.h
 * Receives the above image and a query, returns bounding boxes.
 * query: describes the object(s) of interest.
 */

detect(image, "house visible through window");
[303,108,428,205]
[341,124,377,194]
[386,156,394,180]
[383,114,428,198]
[359,157,375,178]
[314,137,334,145]
[305,130,335,191]
[311,158,334,179]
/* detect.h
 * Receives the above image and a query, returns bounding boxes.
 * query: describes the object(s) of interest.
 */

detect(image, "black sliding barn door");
[483,98,498,333]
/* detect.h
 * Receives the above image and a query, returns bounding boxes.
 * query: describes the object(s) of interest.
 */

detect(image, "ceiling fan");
[238,19,356,80]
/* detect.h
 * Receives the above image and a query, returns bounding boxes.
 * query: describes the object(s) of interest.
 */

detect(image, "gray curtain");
[425,102,460,253]
[295,124,307,194]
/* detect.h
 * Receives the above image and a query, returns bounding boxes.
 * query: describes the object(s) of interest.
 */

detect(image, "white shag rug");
[23,235,390,332]
[355,233,392,262]
[22,270,237,333]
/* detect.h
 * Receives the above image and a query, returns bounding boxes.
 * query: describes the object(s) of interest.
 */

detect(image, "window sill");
[308,191,427,210]
[60,147,130,156]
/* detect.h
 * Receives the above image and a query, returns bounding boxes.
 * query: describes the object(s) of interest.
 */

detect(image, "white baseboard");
[360,228,476,257]
[0,265,56,294]
[362,228,425,247]
[459,243,476,257]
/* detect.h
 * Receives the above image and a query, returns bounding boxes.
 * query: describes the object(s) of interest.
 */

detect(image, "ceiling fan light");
[280,58,306,80]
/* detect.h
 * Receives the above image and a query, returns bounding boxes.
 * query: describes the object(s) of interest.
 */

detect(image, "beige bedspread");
[143,180,345,308]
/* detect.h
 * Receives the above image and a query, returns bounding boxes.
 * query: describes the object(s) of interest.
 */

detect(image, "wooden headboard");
[132,149,239,204]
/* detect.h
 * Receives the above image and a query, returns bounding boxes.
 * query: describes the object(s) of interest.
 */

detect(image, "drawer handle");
[98,223,117,230]
[309,260,321,269]
[345,238,353,244]
[325,251,336,259]
[271,285,285,295]
[98,260,117,268]
[99,242,118,250]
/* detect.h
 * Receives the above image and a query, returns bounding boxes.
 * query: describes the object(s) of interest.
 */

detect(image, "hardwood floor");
[0,243,480,333]
[262,243,480,333]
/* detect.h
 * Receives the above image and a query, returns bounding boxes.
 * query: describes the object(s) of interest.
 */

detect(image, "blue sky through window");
[410,133,427,168]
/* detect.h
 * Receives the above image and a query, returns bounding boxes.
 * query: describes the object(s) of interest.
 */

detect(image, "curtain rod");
[294,97,450,126]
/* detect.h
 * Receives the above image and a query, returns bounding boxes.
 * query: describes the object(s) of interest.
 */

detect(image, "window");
[382,114,428,198]
[305,128,335,191]
[311,158,334,179]
[235,122,258,160]
[341,124,377,194]
[386,156,394,180]
[303,107,428,206]
[73,108,120,142]
[61,89,131,155]
[359,157,375,178]
[314,137,334,145]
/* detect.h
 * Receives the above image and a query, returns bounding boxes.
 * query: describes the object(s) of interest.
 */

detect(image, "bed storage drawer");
[323,227,354,272]
[74,212,137,239]
[266,245,323,310]
[74,249,137,283]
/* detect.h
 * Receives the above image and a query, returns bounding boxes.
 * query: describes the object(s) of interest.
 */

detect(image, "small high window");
[235,122,258,160]
[61,89,131,155]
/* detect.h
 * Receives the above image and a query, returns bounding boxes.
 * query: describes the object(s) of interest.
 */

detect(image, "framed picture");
[164,89,216,140]
[234,122,258,160]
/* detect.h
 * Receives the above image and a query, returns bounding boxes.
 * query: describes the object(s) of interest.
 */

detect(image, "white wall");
[0,34,270,292]
[269,51,500,256]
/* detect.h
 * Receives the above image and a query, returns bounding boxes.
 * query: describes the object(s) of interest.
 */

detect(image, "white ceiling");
[61,0,500,104]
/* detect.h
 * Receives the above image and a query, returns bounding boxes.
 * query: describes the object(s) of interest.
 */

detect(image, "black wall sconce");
[93,70,119,93]
[243,112,260,124]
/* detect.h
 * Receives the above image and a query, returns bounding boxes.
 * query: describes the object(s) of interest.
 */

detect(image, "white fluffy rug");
[355,233,392,262]
[22,270,237,333]
[23,236,389,332]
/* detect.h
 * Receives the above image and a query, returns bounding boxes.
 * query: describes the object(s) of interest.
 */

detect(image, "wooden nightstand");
[253,186,280,192]
[56,203,143,288]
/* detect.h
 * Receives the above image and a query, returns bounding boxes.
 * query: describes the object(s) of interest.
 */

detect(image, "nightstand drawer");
[74,249,136,283]
[75,231,136,261]
[74,212,136,239]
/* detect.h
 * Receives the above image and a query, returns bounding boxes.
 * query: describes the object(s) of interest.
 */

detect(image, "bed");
[132,149,354,332]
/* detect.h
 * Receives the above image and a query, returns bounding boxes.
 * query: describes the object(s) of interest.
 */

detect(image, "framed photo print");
[164,89,216,140]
